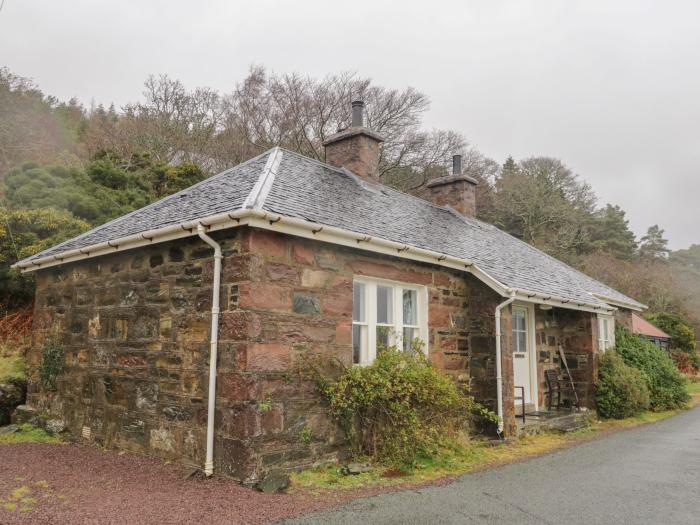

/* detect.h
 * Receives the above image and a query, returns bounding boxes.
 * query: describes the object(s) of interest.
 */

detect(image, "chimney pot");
[425,154,478,218]
[452,154,462,176]
[323,100,384,182]
[351,100,364,127]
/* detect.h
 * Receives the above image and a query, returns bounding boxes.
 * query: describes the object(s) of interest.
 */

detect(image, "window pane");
[403,327,416,352]
[403,289,417,325]
[518,331,527,353]
[353,282,365,322]
[377,285,393,324]
[377,325,391,352]
[353,324,367,364]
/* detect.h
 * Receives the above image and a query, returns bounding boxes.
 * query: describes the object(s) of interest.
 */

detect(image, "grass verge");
[291,382,700,494]
[0,425,62,445]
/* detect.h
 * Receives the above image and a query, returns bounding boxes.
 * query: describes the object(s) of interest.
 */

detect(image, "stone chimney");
[426,154,478,218]
[323,100,385,183]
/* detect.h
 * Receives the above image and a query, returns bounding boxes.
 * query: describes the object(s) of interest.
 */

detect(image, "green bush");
[313,346,497,469]
[596,350,649,419]
[614,328,689,410]
[646,312,700,372]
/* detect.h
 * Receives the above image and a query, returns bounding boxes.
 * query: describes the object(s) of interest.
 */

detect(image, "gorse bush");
[614,328,689,410]
[596,350,649,419]
[312,346,497,469]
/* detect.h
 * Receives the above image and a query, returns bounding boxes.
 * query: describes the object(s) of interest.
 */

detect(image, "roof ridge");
[243,147,282,210]
[278,147,481,217]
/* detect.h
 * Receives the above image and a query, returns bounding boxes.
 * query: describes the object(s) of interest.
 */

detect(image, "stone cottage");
[14,101,644,484]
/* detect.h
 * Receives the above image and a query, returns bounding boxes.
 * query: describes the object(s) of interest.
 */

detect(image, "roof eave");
[15,208,617,315]
[590,293,646,312]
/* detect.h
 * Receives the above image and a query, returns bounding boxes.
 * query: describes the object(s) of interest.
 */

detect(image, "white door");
[512,306,532,405]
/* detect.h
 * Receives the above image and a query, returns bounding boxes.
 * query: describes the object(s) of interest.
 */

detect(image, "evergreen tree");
[639,225,669,259]
[588,204,638,259]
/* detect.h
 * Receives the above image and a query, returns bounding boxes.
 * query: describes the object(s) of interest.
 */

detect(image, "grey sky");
[2,0,698,249]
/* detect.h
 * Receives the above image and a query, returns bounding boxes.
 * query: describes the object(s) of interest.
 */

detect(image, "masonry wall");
[28,232,241,472]
[229,228,515,446]
[26,225,515,485]
[534,307,599,410]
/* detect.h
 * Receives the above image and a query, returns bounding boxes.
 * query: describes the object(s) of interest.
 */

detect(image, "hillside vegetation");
[1,66,699,361]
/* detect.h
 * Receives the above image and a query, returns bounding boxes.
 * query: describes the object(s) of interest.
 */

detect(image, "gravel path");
[0,443,329,525]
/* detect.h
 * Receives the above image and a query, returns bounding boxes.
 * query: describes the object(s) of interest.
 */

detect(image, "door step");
[517,411,591,436]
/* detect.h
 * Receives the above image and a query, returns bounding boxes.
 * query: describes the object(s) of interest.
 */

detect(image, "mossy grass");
[0,355,25,383]
[290,382,700,494]
[0,424,62,445]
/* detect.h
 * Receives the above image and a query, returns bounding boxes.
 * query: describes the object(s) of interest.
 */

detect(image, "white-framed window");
[598,315,615,352]
[352,277,428,365]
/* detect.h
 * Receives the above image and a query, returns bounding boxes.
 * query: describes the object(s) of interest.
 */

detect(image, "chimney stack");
[324,100,385,183]
[426,154,478,218]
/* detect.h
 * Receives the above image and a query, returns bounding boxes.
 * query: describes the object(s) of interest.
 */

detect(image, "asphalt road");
[285,406,700,525]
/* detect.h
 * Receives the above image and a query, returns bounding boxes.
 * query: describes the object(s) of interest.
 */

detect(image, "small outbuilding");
[631,313,671,351]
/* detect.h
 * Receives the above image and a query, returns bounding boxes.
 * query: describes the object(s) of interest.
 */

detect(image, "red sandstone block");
[261,404,284,435]
[238,282,292,311]
[322,292,353,316]
[429,304,452,327]
[438,336,458,351]
[246,230,287,259]
[266,263,300,283]
[348,259,432,285]
[335,319,352,345]
[217,372,260,402]
[219,311,262,340]
[246,343,291,371]
[291,243,315,266]
[117,354,147,367]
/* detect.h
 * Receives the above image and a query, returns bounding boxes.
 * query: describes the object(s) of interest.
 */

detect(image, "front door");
[512,305,532,405]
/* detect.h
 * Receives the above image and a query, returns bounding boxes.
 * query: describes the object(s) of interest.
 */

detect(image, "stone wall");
[229,228,514,446]
[534,307,599,409]
[28,232,241,472]
[26,225,516,484]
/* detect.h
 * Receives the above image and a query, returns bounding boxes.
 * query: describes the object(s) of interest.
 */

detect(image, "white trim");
[352,275,429,365]
[14,208,618,315]
[597,313,616,353]
[591,292,645,312]
[512,302,539,410]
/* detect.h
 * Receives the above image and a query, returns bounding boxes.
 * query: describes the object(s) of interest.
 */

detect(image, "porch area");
[515,408,592,436]
[510,305,600,436]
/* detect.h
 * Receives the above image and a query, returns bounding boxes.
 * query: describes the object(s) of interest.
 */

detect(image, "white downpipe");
[495,293,516,435]
[197,224,222,477]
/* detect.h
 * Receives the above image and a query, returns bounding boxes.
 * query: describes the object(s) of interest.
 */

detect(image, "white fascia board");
[511,290,616,315]
[590,293,646,312]
[15,208,616,315]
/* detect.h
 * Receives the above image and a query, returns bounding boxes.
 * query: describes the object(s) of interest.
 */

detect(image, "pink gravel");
[0,443,331,524]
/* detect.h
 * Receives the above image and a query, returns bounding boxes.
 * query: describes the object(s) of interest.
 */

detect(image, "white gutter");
[196,224,222,477]
[14,208,618,314]
[495,293,516,434]
[590,292,646,312]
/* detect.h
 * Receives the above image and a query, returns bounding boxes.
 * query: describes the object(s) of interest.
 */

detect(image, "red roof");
[632,313,670,339]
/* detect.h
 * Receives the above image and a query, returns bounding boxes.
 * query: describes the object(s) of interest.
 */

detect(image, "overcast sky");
[2,0,699,249]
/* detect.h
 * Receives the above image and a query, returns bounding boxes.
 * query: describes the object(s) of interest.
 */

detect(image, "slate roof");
[18,148,644,311]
